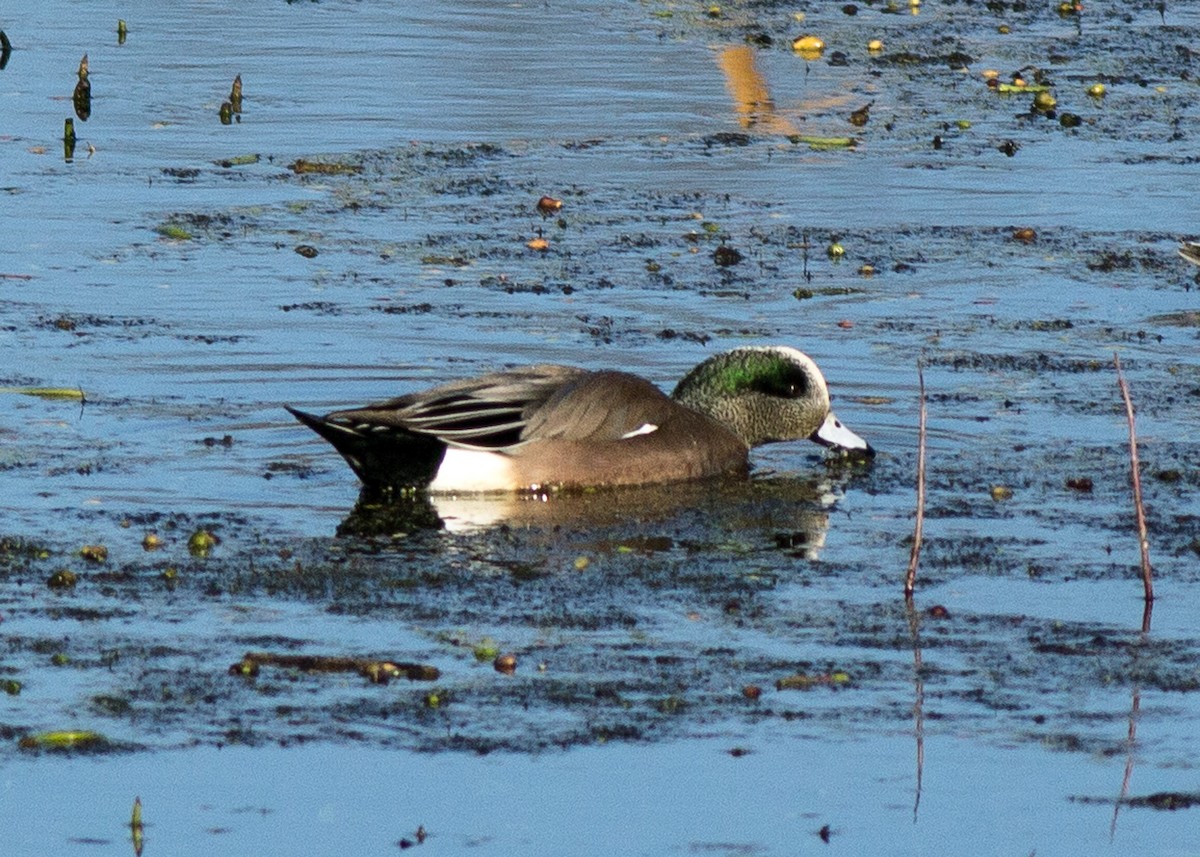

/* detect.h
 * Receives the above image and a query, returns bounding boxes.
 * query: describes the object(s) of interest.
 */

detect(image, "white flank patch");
[428,448,517,492]
[620,422,659,439]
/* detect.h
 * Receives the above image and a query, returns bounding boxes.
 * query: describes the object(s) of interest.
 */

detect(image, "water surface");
[2,1,1200,855]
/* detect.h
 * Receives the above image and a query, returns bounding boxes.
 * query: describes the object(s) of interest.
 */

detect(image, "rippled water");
[3,1,1200,855]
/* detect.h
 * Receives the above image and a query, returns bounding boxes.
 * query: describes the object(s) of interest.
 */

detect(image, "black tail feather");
[286,406,445,490]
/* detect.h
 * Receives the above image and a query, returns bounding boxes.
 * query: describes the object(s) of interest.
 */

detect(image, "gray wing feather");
[331,365,586,452]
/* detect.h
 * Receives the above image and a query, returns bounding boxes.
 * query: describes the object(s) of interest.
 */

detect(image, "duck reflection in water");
[335,472,863,564]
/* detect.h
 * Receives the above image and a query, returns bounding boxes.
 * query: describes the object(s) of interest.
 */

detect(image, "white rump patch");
[429,448,517,492]
[620,422,659,440]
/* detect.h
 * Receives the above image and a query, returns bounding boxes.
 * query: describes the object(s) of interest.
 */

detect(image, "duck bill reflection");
[810,412,874,457]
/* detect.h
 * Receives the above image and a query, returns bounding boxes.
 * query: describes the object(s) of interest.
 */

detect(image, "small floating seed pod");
[1087,82,1106,98]
[494,653,517,675]
[229,73,242,113]
[712,244,742,267]
[536,195,563,216]
[1032,90,1056,112]
[219,101,233,125]
[187,528,218,557]
[80,544,108,563]
[117,20,128,45]
[47,568,78,589]
[229,658,259,677]
[791,34,825,60]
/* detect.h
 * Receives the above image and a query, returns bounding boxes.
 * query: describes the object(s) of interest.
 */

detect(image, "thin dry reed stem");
[1114,353,1153,603]
[904,362,926,597]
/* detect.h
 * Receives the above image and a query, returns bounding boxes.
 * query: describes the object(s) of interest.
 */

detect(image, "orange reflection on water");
[716,45,797,135]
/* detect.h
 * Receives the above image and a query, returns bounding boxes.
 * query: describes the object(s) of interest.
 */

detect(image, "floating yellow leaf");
[19,730,107,750]
[289,159,362,175]
[155,223,193,240]
[215,153,260,168]
[996,82,1050,94]
[788,135,856,150]
[0,386,85,400]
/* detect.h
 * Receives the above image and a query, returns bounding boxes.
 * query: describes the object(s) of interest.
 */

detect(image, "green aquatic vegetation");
[154,222,193,240]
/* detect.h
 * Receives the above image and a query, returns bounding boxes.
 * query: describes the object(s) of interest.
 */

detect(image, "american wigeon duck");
[287,345,873,493]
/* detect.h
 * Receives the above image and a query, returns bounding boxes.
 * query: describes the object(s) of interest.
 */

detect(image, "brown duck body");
[288,346,872,493]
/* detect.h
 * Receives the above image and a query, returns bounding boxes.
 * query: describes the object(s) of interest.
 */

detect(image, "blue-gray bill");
[809,412,874,458]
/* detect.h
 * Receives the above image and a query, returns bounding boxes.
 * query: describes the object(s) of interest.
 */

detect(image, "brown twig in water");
[904,599,925,822]
[1113,353,1154,603]
[904,361,927,597]
[229,651,440,683]
[1111,595,1153,840]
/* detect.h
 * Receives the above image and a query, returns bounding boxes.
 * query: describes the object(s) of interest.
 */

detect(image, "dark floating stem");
[230,651,440,684]
[73,53,91,121]
[62,117,77,162]
[904,361,927,597]
[1113,353,1153,603]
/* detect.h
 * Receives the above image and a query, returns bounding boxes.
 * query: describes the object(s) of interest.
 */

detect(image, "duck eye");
[750,369,808,399]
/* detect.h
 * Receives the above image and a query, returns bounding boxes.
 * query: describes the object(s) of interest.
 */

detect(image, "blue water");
[3,1,1200,855]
